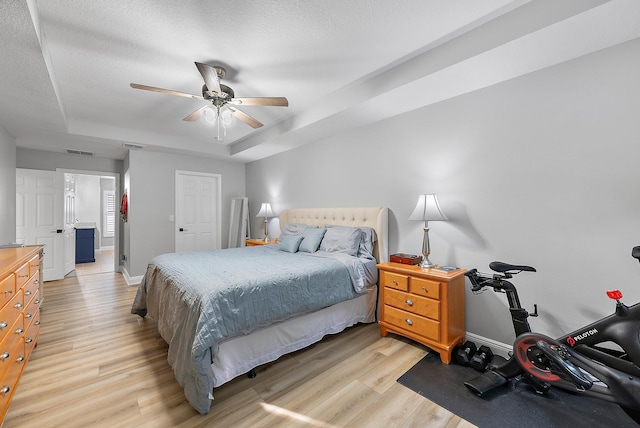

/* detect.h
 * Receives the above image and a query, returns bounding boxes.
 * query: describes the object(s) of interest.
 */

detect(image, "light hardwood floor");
[3,272,476,427]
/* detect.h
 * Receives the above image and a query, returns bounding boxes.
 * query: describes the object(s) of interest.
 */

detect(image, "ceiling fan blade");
[229,97,289,107]
[183,106,209,122]
[195,62,222,96]
[228,106,263,128]
[130,83,204,100]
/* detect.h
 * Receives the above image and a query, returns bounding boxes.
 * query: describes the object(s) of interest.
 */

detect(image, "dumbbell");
[455,340,477,366]
[470,345,494,372]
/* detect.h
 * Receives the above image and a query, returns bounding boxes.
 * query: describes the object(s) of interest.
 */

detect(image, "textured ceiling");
[1,0,639,162]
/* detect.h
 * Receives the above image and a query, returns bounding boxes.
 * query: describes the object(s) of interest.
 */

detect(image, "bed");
[131,206,388,414]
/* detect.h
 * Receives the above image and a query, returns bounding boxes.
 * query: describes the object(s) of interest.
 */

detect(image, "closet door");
[175,170,221,253]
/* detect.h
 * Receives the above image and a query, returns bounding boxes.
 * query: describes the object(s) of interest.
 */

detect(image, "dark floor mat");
[397,353,638,427]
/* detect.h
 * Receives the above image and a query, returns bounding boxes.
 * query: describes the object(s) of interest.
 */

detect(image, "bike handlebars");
[465,262,536,292]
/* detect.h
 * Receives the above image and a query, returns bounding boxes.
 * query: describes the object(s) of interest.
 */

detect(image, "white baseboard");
[122,267,143,285]
[464,332,513,359]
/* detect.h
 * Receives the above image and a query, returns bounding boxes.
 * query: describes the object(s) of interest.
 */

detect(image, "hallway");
[74,249,115,276]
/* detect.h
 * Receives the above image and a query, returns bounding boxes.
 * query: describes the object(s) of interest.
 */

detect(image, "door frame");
[175,170,222,253]
[57,168,121,274]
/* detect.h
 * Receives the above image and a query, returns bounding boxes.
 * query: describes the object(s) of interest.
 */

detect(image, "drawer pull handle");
[25,313,32,319]
[405,319,414,326]
[0,321,6,330]
[421,287,428,293]
[26,338,33,344]
[3,290,12,295]
[15,328,24,335]
[35,299,41,304]
[0,352,9,361]
[35,320,41,326]
[14,302,23,309]
[25,290,32,296]
[16,356,24,363]
[1,386,9,396]
[405,299,413,306]
[392,280,398,285]
[18,274,28,278]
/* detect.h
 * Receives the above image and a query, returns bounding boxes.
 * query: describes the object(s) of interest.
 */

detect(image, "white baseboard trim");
[464,332,513,359]
[122,267,143,285]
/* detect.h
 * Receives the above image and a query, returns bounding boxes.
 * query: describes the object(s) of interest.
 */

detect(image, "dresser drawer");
[383,305,440,341]
[381,271,409,291]
[0,273,15,309]
[28,254,40,278]
[15,263,30,289]
[0,340,25,421]
[0,292,23,345]
[25,310,40,360]
[384,287,440,320]
[24,290,41,330]
[410,277,441,300]
[23,275,39,306]
[0,317,23,379]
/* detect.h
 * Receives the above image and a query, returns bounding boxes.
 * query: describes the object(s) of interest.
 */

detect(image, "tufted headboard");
[278,207,389,263]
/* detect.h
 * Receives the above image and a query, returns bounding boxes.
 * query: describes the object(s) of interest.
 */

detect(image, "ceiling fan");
[130,62,288,138]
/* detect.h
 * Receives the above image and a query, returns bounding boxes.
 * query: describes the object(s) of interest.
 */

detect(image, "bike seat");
[489,261,536,273]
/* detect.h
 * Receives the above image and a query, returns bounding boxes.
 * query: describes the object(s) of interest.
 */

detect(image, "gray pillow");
[357,227,377,259]
[280,223,311,238]
[319,226,362,257]
[278,234,304,253]
[324,225,377,259]
[298,228,326,253]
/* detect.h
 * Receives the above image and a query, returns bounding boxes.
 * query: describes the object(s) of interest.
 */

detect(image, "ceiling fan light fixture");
[202,106,218,126]
[220,107,235,127]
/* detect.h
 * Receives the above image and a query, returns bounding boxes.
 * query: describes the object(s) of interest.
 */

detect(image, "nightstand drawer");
[384,305,440,341]
[381,271,408,291]
[410,277,441,300]
[384,288,440,320]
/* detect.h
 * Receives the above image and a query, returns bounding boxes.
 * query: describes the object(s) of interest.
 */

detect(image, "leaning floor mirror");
[228,197,250,248]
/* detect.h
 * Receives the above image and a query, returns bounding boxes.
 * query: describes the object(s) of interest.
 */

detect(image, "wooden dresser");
[0,246,43,422]
[377,262,465,364]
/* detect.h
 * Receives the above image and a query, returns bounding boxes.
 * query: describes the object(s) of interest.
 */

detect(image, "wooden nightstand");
[377,262,466,364]
[246,238,278,246]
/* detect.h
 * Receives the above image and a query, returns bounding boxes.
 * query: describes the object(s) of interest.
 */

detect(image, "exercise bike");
[463,246,640,423]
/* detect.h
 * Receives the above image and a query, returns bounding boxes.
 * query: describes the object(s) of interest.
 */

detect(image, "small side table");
[246,238,278,247]
[377,262,466,364]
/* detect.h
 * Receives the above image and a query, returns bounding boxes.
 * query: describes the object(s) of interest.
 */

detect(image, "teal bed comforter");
[131,245,376,414]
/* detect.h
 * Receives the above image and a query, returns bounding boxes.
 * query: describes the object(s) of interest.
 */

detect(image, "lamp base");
[420,257,436,269]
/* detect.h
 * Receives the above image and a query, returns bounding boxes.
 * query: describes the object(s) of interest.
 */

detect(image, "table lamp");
[409,194,447,268]
[256,203,274,242]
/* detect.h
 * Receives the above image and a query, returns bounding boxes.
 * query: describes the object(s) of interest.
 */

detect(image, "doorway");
[60,169,120,277]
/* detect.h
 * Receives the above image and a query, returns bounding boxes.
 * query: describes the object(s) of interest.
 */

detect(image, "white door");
[16,169,65,281]
[63,174,76,275]
[175,171,221,253]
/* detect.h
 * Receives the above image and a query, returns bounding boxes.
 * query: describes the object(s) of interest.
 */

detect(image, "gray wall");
[17,148,123,173]
[0,125,16,244]
[246,39,640,345]
[126,150,245,277]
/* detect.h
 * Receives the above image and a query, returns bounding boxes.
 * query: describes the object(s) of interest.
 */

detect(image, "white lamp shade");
[409,194,447,221]
[220,107,236,126]
[257,203,274,218]
[202,106,218,125]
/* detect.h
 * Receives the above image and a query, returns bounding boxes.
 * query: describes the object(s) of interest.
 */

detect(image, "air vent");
[123,143,144,150]
[66,149,94,156]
